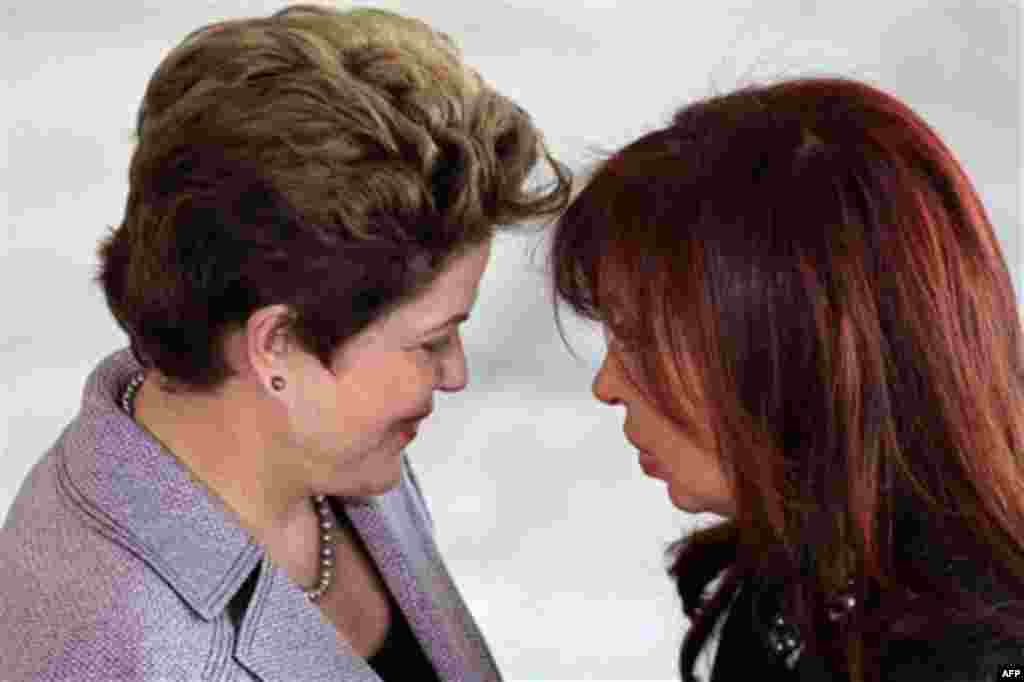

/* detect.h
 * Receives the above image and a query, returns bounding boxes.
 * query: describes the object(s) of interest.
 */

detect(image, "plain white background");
[2,2,1020,680]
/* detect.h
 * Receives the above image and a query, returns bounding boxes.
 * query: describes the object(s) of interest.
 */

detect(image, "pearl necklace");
[120,371,336,602]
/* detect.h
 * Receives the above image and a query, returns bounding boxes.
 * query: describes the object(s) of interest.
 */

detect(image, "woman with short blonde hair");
[0,5,569,680]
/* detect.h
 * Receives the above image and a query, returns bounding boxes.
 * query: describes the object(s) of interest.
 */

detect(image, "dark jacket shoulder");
[710,579,1023,682]
[880,622,1023,682]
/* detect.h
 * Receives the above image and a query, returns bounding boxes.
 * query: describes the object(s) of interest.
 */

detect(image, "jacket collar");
[60,349,380,679]
[59,348,264,621]
[60,349,501,681]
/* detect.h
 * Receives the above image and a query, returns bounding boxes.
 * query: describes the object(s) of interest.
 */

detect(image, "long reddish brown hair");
[549,77,1024,681]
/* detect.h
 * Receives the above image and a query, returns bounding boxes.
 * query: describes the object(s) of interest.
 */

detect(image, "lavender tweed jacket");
[0,349,502,682]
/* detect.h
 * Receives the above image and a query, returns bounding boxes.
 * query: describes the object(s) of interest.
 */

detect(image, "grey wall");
[3,1,1019,679]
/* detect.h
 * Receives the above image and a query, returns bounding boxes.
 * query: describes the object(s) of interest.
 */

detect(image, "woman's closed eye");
[421,334,455,354]
[612,336,639,354]
[607,326,641,355]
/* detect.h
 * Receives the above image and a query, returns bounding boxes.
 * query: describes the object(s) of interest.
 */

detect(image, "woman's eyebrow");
[420,312,470,335]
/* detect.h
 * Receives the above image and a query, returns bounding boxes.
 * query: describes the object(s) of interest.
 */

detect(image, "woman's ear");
[237,304,296,393]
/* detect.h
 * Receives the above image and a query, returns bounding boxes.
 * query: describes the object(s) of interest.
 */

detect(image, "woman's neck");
[131,372,314,546]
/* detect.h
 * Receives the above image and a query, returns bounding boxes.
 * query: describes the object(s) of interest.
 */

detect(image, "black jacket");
[708,531,1024,682]
[709,577,1023,681]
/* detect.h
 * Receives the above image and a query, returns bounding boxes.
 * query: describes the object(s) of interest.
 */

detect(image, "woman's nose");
[592,353,621,406]
[438,334,468,392]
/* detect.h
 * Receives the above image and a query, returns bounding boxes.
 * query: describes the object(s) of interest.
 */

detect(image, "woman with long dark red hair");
[549,77,1024,681]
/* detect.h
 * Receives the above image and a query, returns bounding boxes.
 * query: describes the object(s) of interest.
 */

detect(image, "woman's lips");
[399,414,429,441]
[626,431,661,477]
[397,422,418,441]
[637,450,663,478]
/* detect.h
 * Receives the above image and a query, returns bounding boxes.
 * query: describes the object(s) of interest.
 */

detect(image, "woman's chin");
[325,454,404,498]
[666,485,719,516]
[329,473,401,499]
[364,477,402,496]
[667,493,700,513]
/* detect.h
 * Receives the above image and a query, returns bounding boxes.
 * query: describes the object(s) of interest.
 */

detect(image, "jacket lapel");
[344,475,502,682]
[233,554,381,681]
[67,348,497,681]
[233,467,503,682]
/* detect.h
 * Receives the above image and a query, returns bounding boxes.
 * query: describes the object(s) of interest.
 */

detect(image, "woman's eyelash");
[422,335,453,353]
[607,326,638,352]
[613,337,639,354]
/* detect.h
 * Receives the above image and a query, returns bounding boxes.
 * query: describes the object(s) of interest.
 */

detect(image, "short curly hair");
[96,4,570,393]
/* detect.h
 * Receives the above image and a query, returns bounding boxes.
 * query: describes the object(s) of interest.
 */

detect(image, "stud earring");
[271,376,286,391]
